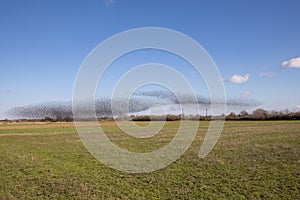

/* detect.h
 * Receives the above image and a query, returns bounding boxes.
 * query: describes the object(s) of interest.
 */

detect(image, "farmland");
[0,121,299,199]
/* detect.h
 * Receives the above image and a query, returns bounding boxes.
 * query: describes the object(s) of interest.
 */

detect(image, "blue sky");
[1,0,300,118]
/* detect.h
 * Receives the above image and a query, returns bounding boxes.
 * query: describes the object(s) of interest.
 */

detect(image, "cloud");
[259,71,275,78]
[102,0,115,7]
[2,89,12,93]
[282,57,300,68]
[226,73,250,84]
[240,91,251,98]
[5,89,12,93]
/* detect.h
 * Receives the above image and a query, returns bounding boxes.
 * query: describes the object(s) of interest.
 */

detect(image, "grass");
[0,121,299,199]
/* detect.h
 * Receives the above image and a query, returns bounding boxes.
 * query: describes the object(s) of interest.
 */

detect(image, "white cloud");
[103,0,115,7]
[282,57,300,68]
[259,71,275,78]
[240,91,251,98]
[227,73,250,84]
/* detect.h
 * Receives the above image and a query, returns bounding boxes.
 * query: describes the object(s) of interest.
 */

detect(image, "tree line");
[34,108,300,122]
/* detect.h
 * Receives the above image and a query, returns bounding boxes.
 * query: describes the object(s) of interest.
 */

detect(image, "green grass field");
[0,121,299,199]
